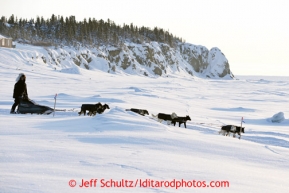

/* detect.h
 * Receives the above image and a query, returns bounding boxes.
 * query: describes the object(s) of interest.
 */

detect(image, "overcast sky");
[1,0,289,76]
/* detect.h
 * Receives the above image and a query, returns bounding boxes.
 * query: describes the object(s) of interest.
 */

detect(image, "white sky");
[1,0,289,76]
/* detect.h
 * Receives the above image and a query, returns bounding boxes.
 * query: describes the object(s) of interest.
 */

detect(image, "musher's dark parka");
[11,73,28,113]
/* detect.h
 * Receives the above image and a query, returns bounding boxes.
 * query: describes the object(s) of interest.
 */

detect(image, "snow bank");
[270,112,285,123]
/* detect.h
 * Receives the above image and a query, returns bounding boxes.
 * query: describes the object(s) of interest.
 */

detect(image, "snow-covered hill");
[0,47,288,193]
[0,41,233,78]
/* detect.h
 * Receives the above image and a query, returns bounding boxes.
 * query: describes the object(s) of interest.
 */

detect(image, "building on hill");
[0,34,13,48]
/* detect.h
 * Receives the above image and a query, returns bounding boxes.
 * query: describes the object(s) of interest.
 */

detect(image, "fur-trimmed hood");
[16,73,26,82]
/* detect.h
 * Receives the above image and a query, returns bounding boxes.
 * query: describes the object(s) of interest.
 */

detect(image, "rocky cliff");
[9,41,234,79]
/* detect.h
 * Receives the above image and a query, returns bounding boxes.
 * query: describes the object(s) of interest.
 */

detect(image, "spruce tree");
[8,14,15,24]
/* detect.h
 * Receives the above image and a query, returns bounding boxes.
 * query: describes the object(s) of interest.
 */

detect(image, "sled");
[17,98,54,115]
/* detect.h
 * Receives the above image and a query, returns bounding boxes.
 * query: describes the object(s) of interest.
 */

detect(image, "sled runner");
[17,98,54,115]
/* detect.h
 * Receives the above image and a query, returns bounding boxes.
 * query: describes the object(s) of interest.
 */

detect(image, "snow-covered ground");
[0,46,289,193]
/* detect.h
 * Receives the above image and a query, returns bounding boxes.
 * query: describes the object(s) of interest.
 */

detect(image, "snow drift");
[270,112,285,123]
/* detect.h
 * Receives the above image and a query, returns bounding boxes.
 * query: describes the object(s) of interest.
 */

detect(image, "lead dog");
[126,108,149,116]
[219,125,245,139]
[152,112,178,125]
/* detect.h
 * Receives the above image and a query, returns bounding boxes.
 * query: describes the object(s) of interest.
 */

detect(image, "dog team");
[78,103,191,128]
[78,102,245,137]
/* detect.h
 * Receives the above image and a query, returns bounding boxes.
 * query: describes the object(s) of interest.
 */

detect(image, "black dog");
[219,125,245,139]
[79,103,105,116]
[90,104,110,116]
[172,115,191,128]
[152,112,178,125]
[126,108,149,116]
